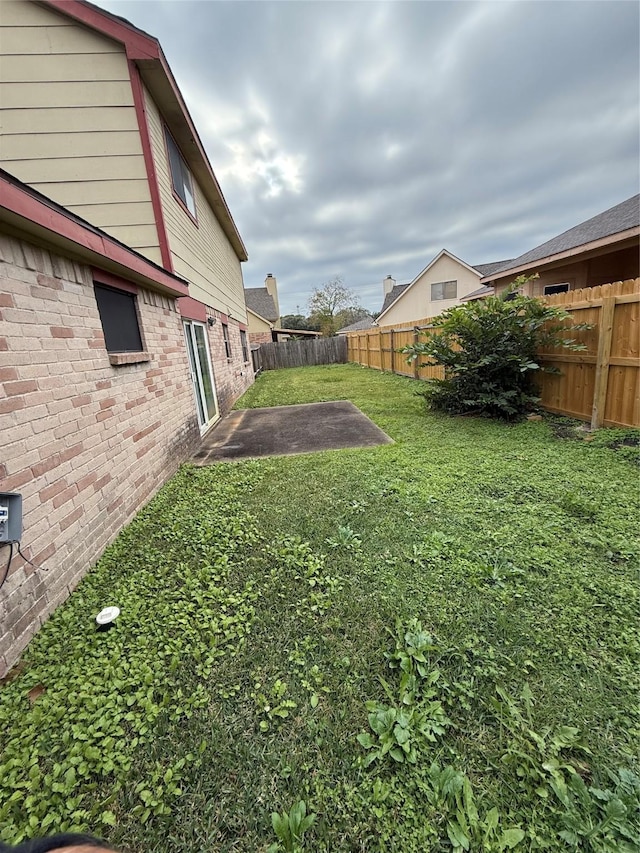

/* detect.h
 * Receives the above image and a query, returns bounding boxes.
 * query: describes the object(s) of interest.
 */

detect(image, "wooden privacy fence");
[259,335,348,371]
[347,279,640,429]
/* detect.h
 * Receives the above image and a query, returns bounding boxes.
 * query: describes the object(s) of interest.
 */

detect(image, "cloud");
[102,0,639,315]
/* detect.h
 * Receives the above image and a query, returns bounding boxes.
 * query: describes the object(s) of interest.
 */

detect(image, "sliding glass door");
[184,320,219,431]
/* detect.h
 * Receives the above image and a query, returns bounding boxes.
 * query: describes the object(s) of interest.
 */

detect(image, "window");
[222,323,232,359]
[431,280,457,301]
[165,128,196,217]
[543,283,570,296]
[240,329,249,363]
[94,283,143,353]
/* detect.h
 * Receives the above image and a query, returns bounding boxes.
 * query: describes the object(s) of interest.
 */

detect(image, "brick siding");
[248,331,272,346]
[205,308,253,415]
[0,233,203,677]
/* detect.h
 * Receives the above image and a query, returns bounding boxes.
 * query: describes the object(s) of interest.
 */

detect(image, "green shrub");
[403,276,588,419]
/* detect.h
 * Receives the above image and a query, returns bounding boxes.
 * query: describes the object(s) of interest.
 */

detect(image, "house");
[0,171,205,676]
[0,0,254,423]
[245,274,280,344]
[480,195,640,297]
[375,251,510,325]
[0,0,254,675]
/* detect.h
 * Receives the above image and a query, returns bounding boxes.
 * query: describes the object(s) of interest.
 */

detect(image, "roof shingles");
[487,195,640,277]
[244,287,278,322]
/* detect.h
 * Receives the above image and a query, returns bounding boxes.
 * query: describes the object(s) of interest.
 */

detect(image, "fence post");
[590,294,615,430]
[389,328,395,374]
[365,330,370,368]
[413,327,420,379]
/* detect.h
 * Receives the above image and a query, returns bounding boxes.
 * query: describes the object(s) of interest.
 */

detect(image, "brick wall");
[205,308,254,415]
[0,233,202,677]
[249,330,272,346]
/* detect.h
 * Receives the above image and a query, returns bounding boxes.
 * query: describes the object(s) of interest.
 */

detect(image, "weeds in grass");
[1,365,638,851]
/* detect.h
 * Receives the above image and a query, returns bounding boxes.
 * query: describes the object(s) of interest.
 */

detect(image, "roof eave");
[481,227,640,284]
[0,174,189,297]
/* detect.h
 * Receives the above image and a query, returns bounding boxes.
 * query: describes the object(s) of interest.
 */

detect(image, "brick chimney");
[383,275,396,296]
[265,273,280,323]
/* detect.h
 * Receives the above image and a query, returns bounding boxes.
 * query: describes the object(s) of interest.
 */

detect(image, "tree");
[308,276,357,336]
[402,276,589,420]
[334,306,373,329]
[279,314,321,332]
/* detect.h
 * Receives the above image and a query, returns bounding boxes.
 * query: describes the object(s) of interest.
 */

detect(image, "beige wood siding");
[247,310,273,335]
[381,255,482,325]
[0,0,160,262]
[143,85,248,321]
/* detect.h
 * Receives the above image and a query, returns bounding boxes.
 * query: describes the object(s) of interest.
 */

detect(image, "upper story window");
[431,280,457,301]
[165,128,196,218]
[94,283,143,353]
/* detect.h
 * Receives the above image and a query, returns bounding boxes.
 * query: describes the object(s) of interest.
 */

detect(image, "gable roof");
[0,169,188,297]
[244,287,278,322]
[381,283,410,314]
[483,195,640,282]
[42,0,248,262]
[377,249,485,321]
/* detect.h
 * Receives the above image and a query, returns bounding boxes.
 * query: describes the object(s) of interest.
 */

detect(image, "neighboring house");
[376,251,509,325]
[337,316,375,335]
[245,274,280,344]
[0,0,253,424]
[0,172,203,676]
[481,195,640,297]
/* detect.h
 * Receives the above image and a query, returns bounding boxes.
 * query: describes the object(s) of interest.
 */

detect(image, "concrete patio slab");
[193,400,393,464]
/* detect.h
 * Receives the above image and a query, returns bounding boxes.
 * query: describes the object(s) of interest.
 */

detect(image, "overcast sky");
[103,0,639,316]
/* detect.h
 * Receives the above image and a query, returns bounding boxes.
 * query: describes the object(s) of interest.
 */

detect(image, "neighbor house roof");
[472,260,514,277]
[380,284,410,314]
[483,195,640,283]
[42,0,248,263]
[337,316,375,334]
[0,169,189,297]
[244,288,278,322]
[461,285,494,302]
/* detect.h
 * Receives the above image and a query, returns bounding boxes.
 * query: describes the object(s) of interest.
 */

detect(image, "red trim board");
[0,174,188,297]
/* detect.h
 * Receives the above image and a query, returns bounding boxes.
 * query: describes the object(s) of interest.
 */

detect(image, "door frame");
[183,319,219,433]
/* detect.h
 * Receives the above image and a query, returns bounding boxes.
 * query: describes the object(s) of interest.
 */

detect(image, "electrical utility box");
[0,492,23,543]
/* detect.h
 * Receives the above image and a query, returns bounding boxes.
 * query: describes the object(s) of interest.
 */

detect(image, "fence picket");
[346,278,640,428]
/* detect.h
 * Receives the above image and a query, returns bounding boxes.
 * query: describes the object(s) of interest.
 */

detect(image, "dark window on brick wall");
[94,283,143,353]
[222,323,232,359]
[240,329,249,362]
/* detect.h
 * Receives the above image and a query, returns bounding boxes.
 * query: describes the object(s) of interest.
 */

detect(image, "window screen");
[240,329,249,362]
[165,129,196,216]
[94,284,143,353]
[431,280,457,301]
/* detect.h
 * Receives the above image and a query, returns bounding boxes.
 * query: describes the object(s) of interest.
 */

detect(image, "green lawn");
[1,364,639,851]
